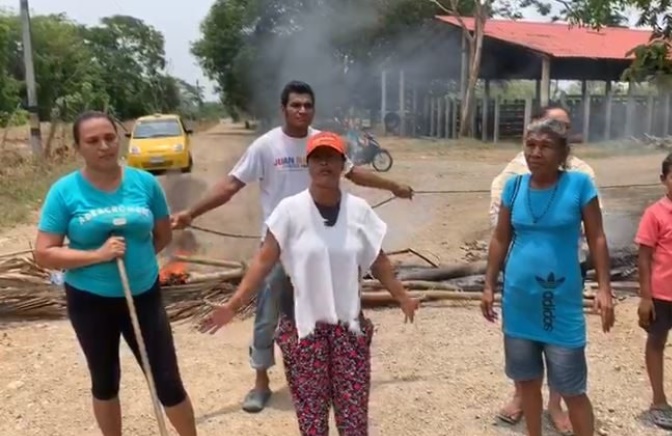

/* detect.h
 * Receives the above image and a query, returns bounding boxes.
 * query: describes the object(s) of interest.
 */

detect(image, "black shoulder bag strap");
[502,175,523,275]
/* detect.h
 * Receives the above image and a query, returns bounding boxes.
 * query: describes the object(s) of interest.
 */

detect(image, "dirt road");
[1,122,671,435]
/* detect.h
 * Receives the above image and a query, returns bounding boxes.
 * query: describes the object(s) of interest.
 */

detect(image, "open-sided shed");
[380,17,670,141]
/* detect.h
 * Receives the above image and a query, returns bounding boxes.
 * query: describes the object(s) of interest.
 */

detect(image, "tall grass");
[0,150,79,227]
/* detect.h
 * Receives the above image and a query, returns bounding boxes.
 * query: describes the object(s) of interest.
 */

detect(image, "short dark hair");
[280,81,315,107]
[531,102,569,121]
[662,152,672,177]
[73,111,117,144]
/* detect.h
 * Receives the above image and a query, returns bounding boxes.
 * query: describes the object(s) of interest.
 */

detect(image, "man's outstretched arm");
[172,140,262,229]
[345,166,413,198]
[188,175,246,220]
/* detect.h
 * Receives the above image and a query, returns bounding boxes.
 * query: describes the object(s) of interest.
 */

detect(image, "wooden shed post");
[460,34,468,101]
[411,84,418,137]
[664,93,671,136]
[646,95,655,134]
[524,97,533,134]
[581,80,590,143]
[443,94,451,139]
[482,80,490,141]
[604,81,612,141]
[540,56,551,107]
[625,80,636,137]
[435,96,442,137]
[451,98,459,138]
[493,96,501,144]
[423,95,430,136]
[398,70,405,136]
[380,69,387,128]
[429,97,435,137]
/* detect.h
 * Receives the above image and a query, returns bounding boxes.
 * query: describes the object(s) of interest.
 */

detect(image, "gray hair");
[526,117,569,138]
[525,117,570,169]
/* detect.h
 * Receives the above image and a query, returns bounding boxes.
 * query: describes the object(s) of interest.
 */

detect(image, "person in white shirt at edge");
[489,104,600,436]
[170,81,414,413]
[199,131,420,436]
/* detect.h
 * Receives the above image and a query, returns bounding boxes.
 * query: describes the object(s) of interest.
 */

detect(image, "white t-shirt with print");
[266,189,387,340]
[229,126,354,237]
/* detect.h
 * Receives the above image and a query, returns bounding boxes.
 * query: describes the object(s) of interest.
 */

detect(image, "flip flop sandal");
[550,421,574,436]
[242,389,272,413]
[547,411,574,436]
[496,409,523,425]
[650,405,672,430]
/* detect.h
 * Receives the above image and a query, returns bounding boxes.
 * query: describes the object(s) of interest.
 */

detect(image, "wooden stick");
[171,254,245,270]
[397,260,488,281]
[585,281,639,290]
[189,224,258,240]
[186,269,245,283]
[362,279,461,291]
[360,290,597,308]
[386,248,439,268]
[0,248,34,259]
[116,258,168,435]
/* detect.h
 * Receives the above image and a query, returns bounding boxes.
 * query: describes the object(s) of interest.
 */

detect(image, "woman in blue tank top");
[481,118,614,436]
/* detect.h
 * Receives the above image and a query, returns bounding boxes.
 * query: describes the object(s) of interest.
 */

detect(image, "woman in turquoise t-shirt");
[481,118,614,436]
[34,111,197,436]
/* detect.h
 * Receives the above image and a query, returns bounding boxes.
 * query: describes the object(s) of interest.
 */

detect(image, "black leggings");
[65,280,187,407]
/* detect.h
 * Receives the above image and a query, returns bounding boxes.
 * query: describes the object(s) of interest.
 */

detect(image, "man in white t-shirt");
[171,80,413,413]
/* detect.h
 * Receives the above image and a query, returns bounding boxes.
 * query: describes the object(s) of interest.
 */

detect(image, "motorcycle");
[345,130,394,172]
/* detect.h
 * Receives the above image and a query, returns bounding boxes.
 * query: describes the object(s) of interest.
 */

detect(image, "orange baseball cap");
[306,131,346,157]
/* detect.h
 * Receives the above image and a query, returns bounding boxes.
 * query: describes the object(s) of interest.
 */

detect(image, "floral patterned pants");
[275,315,374,436]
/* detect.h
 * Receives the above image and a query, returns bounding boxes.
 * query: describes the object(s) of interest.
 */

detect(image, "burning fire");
[159,231,197,286]
[159,250,190,286]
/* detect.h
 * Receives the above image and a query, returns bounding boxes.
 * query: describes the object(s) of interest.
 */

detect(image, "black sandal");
[496,409,523,425]
[650,405,672,430]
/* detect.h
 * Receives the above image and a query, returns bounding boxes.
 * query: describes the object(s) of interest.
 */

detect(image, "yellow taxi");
[125,114,193,172]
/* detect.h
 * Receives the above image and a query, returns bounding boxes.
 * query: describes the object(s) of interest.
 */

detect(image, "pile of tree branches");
[0,246,638,324]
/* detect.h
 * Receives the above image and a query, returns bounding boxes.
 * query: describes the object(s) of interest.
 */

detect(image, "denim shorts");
[504,335,587,397]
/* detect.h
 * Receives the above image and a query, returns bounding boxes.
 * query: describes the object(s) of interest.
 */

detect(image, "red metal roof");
[436,16,653,60]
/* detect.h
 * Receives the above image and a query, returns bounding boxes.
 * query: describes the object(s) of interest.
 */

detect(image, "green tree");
[191,0,257,119]
[82,15,178,118]
[0,8,207,150]
[0,14,21,125]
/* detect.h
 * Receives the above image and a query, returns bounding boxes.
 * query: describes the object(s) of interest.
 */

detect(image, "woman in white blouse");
[199,131,419,435]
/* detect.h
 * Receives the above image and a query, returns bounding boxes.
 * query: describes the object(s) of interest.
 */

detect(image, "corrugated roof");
[436,16,653,59]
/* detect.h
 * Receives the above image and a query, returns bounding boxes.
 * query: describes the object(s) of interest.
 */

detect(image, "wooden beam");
[443,94,452,138]
[435,96,442,137]
[482,80,490,141]
[451,98,459,138]
[581,80,590,143]
[493,96,501,144]
[646,95,655,134]
[664,93,671,136]
[460,34,468,101]
[399,70,406,136]
[540,56,551,106]
[625,80,635,137]
[524,97,533,134]
[429,97,436,137]
[604,81,612,141]
[380,70,387,128]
